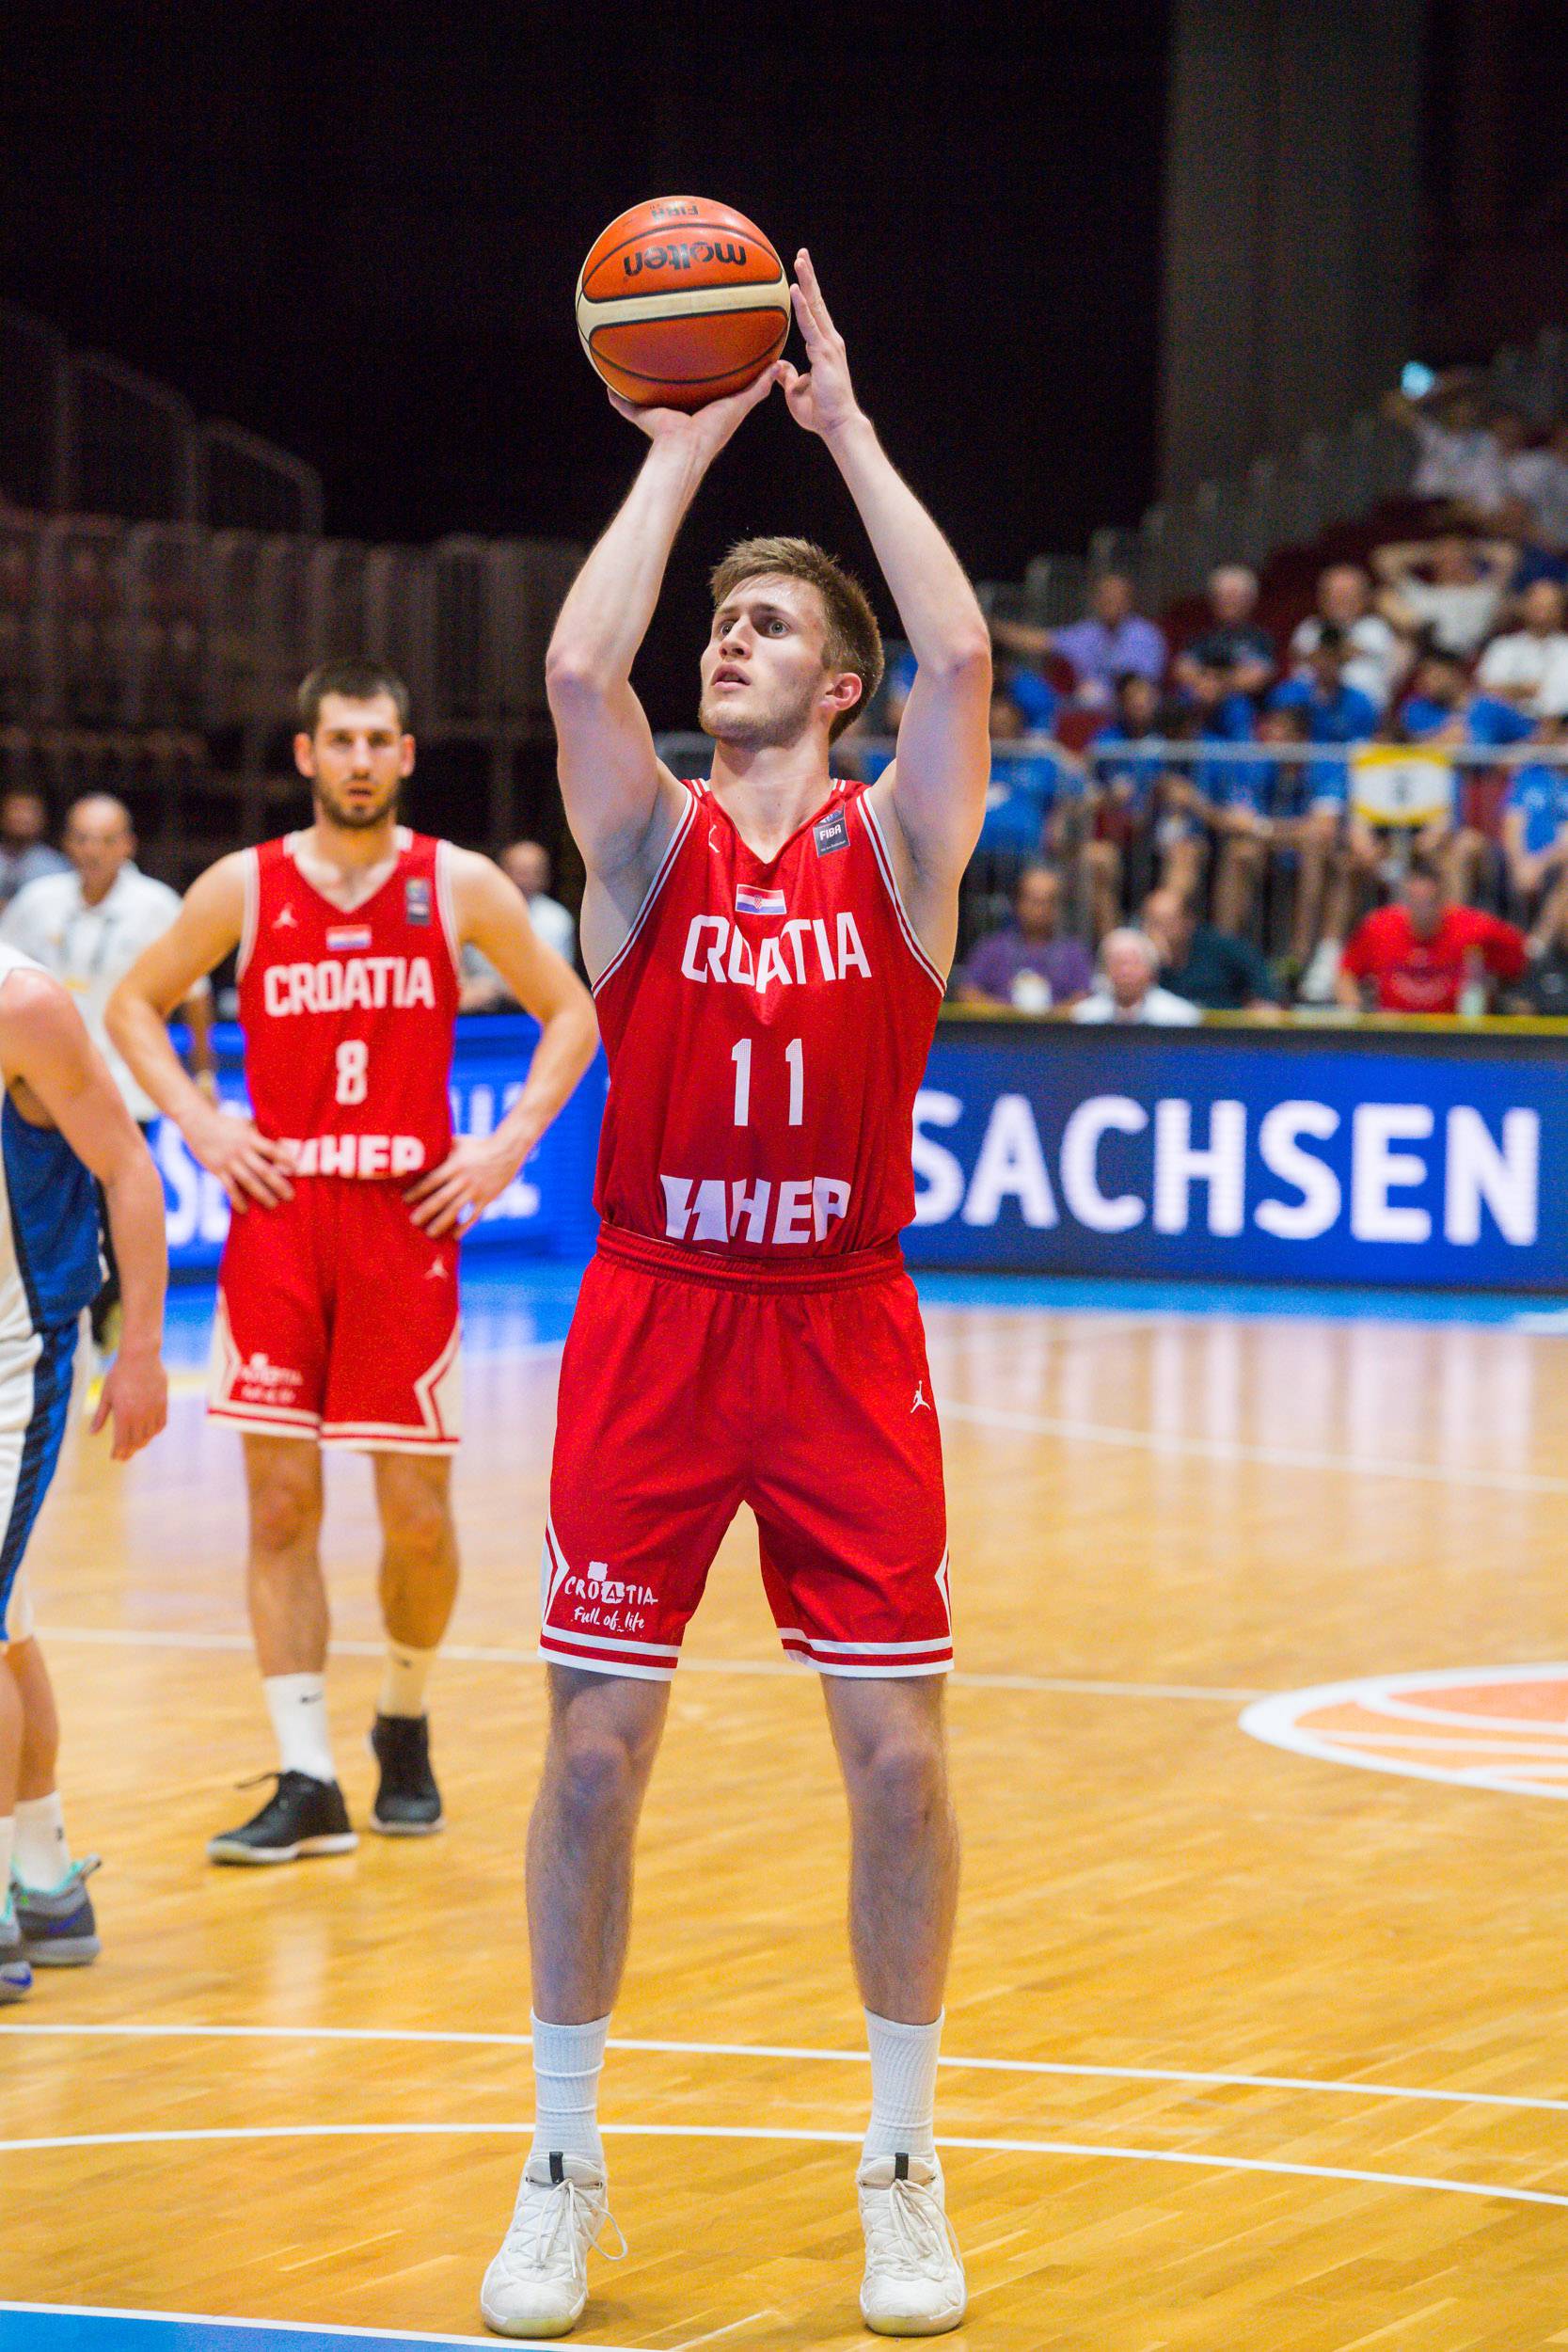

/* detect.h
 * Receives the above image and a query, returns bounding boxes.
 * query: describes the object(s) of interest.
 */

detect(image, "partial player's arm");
[778,253,991,967]
[404,851,598,1237]
[105,854,293,1210]
[546,366,782,959]
[0,971,167,1458]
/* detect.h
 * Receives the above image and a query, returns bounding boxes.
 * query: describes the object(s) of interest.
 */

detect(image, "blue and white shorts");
[0,1318,79,1648]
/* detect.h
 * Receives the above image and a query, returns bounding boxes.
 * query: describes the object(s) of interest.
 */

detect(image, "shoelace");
[502,2175,626,2277]
[863,2175,962,2280]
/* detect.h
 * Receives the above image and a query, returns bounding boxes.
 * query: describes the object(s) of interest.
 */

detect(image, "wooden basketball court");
[7,1271,1568,2349]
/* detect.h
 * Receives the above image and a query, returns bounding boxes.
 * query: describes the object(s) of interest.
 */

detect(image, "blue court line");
[160,1250,1567,1363]
[0,2309,551,2352]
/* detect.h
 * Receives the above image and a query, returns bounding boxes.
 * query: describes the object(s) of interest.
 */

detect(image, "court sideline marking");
[33,1624,1263,1703]
[2,2118,1564,2213]
[0,2305,634,2351]
[942,1399,1568,1496]
[11,2020,1568,2118]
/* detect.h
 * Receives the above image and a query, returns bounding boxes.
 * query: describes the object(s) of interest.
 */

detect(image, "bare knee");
[249,1470,322,1559]
[380,1477,451,1569]
[547,1725,649,1838]
[847,1730,950,1842]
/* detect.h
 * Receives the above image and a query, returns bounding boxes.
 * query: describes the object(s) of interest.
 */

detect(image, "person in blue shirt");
[1268,628,1381,806]
[1083,673,1167,934]
[977,688,1080,860]
[1267,631,1379,997]
[1501,721,1568,918]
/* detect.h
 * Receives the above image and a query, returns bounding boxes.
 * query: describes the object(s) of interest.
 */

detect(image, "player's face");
[699,578,859,750]
[296,693,414,830]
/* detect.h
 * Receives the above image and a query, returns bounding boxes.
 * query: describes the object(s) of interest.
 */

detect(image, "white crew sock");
[528,2010,610,2172]
[378,1642,437,1721]
[862,2008,942,2166]
[14,1791,71,1889]
[263,1674,336,1785]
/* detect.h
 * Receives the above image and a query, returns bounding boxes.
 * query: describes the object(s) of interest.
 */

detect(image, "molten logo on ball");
[576,195,790,413]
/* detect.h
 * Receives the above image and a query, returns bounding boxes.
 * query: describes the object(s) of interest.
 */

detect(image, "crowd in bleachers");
[849,373,1568,1023]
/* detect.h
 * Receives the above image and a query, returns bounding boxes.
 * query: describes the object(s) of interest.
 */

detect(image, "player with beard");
[108,661,596,1864]
[480,256,991,2339]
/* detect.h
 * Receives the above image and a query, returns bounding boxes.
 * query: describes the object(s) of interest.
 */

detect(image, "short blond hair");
[710,536,884,742]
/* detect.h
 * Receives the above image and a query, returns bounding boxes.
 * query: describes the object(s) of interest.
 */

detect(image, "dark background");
[1,2,1170,720]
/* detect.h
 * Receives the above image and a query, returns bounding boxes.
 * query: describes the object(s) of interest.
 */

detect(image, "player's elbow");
[546,642,616,713]
[927,629,992,692]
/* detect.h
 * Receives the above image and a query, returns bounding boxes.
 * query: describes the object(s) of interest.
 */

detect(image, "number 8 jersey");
[592,778,945,1258]
[236,829,461,1180]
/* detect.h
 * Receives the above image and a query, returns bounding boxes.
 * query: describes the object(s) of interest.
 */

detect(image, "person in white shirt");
[1072,929,1203,1026]
[1476,580,1568,719]
[1289,564,1405,714]
[1371,533,1513,660]
[0,796,214,1341]
[460,838,578,1007]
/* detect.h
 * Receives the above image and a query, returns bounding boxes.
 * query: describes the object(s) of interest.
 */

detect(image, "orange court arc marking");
[1242,1664,1568,1799]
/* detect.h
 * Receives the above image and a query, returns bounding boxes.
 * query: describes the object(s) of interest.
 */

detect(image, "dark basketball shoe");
[13,1855,102,1964]
[207,1772,357,1866]
[0,1896,32,2004]
[369,1712,444,1836]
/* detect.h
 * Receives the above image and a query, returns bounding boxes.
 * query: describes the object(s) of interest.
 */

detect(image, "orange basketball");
[575,197,790,412]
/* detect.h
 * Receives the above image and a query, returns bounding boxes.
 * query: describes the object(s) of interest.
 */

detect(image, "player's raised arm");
[105,853,294,1211]
[405,851,598,1236]
[546,366,783,891]
[778,252,991,932]
[0,972,167,1458]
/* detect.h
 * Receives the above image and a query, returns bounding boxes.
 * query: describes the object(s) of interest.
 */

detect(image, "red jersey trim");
[235,848,261,982]
[591,788,699,999]
[860,795,947,995]
[434,838,463,981]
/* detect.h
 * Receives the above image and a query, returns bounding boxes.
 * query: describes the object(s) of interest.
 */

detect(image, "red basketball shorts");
[542,1227,952,1681]
[209,1178,462,1453]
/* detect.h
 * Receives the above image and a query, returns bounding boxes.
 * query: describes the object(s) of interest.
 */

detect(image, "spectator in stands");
[1271,627,1381,774]
[1500,721,1568,921]
[975,688,1079,860]
[1072,928,1201,1025]
[1084,673,1165,936]
[1140,886,1275,1012]
[1475,580,1568,719]
[460,839,578,1009]
[1172,564,1275,705]
[1520,876,1568,1014]
[1271,633,1380,1000]
[1290,564,1404,713]
[954,863,1095,1013]
[1511,419,1568,554]
[1385,374,1509,513]
[994,570,1165,711]
[1336,860,1526,1015]
[0,787,68,913]
[1371,532,1513,660]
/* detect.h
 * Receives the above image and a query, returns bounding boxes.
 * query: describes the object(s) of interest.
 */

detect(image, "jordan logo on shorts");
[424,1259,449,1279]
[911,1382,931,1413]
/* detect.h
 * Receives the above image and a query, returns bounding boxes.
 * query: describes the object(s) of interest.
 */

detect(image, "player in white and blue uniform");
[0,940,167,1999]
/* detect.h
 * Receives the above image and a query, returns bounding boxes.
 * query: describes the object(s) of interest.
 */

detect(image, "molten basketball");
[575,198,790,412]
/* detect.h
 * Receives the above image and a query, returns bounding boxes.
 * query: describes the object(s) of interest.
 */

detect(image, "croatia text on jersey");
[261,955,438,1017]
[679,911,873,988]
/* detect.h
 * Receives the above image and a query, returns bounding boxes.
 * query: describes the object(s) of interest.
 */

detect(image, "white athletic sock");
[263,1674,336,1785]
[528,2010,610,2172]
[14,1791,71,1889]
[862,2008,942,2167]
[378,1642,437,1721]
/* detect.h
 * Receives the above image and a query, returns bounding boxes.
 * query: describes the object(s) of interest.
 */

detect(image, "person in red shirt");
[1337,862,1526,1013]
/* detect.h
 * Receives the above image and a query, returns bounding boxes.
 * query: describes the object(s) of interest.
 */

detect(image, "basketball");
[575,196,790,412]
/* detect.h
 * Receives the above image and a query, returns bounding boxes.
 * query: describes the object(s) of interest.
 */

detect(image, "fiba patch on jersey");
[813,808,849,857]
[325,924,372,952]
[735,884,787,916]
[405,878,431,925]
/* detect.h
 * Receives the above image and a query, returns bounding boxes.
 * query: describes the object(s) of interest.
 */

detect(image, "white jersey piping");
[859,796,947,994]
[433,838,463,980]
[234,849,261,982]
[591,789,699,999]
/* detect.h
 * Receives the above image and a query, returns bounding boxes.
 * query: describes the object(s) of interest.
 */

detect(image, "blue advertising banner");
[161,1014,1568,1290]
[158,1015,606,1271]
[906,1023,1568,1288]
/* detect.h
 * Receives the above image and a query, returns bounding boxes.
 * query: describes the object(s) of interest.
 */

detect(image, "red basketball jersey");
[592,778,944,1257]
[236,828,461,1180]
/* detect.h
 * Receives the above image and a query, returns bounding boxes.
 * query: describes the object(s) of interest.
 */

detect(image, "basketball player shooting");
[481,255,990,2339]
[108,663,597,1864]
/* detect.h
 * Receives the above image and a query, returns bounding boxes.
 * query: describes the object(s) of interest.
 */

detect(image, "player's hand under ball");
[405,1132,524,1236]
[607,358,783,454]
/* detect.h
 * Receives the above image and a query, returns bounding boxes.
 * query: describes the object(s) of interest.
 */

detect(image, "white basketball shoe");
[480,2151,623,2339]
[856,2153,967,2336]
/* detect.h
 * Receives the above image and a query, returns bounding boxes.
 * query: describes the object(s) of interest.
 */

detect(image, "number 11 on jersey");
[731,1037,804,1127]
